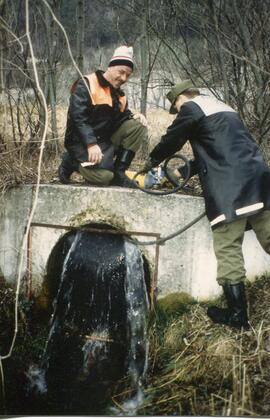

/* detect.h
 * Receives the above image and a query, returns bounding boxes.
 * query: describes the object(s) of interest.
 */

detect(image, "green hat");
[167,80,196,114]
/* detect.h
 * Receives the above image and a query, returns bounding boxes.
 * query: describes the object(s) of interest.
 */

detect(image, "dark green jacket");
[150,95,270,227]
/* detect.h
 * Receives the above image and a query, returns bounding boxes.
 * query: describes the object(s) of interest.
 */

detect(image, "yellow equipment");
[125,170,147,187]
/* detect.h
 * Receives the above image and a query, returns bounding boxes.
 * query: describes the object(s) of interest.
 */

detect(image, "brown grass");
[0,272,270,415]
[0,105,196,194]
[124,275,270,416]
[1,104,270,416]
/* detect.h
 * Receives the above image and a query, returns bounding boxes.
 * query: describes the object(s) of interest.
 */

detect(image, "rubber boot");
[207,283,249,329]
[58,152,79,184]
[113,148,137,188]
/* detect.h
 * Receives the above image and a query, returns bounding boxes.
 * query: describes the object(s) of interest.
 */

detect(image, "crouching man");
[58,46,147,188]
[142,80,270,329]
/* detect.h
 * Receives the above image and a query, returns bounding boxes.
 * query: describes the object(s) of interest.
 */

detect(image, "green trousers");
[79,118,147,186]
[212,210,270,286]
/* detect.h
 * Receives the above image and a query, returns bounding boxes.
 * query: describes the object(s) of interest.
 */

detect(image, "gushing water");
[26,365,47,395]
[26,232,82,397]
[27,228,150,414]
[120,239,150,415]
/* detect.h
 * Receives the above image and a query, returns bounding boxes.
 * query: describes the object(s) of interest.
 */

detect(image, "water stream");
[27,227,150,415]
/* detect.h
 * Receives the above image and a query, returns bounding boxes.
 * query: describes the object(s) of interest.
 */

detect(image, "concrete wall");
[1,184,270,300]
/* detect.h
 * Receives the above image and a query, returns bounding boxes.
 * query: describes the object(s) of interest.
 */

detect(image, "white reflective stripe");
[235,202,264,216]
[191,96,236,117]
[210,214,226,226]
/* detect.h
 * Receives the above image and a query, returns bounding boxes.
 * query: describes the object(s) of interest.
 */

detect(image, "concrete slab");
[1,184,270,300]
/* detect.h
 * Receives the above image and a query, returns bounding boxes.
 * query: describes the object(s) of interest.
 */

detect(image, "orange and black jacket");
[64,70,133,167]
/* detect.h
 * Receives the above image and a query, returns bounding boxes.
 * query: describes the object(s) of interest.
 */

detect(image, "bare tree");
[145,0,270,160]
[41,0,62,154]
[1,0,269,163]
[139,0,149,116]
[76,0,85,73]
[0,0,7,94]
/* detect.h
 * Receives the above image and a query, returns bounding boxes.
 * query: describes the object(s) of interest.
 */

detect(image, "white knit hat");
[109,46,134,69]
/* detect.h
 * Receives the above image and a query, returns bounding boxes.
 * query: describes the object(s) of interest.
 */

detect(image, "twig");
[1,0,49,360]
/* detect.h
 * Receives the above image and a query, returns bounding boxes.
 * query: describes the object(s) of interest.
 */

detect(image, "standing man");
[143,80,270,329]
[58,46,147,188]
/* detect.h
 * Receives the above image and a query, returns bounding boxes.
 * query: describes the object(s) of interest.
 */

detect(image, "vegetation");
[0,1,270,416]
[107,275,270,416]
[137,275,270,416]
[1,275,270,415]
[1,0,270,168]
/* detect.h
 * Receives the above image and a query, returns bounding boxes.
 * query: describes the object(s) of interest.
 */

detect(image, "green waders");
[212,209,270,286]
[207,209,270,328]
[79,119,147,186]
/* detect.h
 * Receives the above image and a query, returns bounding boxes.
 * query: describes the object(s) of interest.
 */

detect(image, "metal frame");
[27,222,160,306]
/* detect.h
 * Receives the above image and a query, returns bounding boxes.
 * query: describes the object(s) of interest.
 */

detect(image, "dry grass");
[1,274,270,416]
[1,104,270,416]
[124,275,270,416]
[0,105,197,194]
[0,152,61,196]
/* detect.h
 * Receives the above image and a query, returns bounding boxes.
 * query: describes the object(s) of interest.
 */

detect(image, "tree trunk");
[44,1,59,154]
[207,0,230,103]
[0,0,7,94]
[138,0,150,159]
[76,0,85,73]
[140,0,148,116]
[0,0,8,152]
